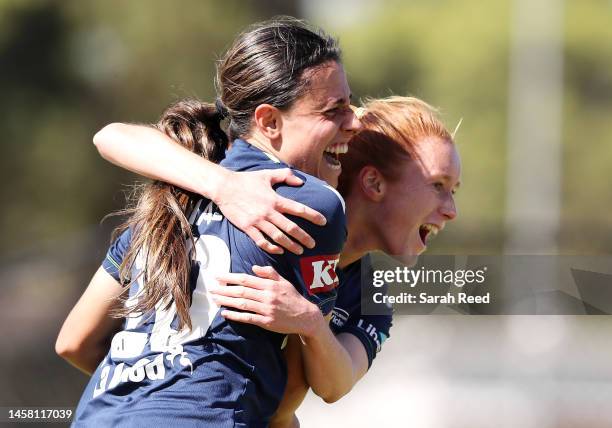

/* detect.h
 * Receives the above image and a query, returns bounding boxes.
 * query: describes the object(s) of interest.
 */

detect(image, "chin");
[318,164,341,187]
[388,242,420,266]
[391,252,419,267]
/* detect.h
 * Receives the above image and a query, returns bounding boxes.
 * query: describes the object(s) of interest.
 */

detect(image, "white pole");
[504,0,566,314]
[505,0,564,254]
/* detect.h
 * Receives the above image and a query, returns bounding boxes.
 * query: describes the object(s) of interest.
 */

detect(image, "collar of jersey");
[232,139,283,164]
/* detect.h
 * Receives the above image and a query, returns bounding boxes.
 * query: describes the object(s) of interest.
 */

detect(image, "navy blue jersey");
[330,255,393,368]
[74,140,346,427]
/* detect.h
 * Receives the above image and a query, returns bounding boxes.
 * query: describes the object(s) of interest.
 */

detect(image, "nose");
[440,194,457,221]
[344,107,363,135]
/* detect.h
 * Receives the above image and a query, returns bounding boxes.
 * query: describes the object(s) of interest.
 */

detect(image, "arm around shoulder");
[93,122,230,197]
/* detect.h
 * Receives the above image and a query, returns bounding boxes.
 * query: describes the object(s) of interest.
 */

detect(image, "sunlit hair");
[111,98,226,329]
[217,16,340,140]
[338,96,454,197]
[111,17,341,330]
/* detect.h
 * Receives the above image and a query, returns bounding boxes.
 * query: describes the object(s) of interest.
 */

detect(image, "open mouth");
[323,143,349,171]
[418,223,440,246]
[322,152,341,170]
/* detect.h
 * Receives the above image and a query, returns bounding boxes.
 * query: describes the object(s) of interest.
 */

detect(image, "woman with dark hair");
[58,18,361,427]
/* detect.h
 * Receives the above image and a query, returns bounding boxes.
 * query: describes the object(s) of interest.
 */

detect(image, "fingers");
[268,168,303,187]
[211,294,267,315]
[257,221,304,255]
[276,197,326,227]
[245,226,284,255]
[220,310,269,328]
[268,212,315,250]
[266,169,326,227]
[215,272,274,291]
[251,265,282,282]
[209,283,262,301]
[233,168,326,256]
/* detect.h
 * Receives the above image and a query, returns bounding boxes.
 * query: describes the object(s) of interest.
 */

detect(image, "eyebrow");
[322,94,352,109]
[439,174,461,188]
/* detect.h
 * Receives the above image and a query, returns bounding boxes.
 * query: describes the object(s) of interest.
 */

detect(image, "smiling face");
[278,61,362,179]
[374,136,461,265]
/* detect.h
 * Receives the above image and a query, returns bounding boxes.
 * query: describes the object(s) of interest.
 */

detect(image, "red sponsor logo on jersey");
[299,254,340,295]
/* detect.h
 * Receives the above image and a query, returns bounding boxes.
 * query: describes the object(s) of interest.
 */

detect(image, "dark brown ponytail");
[112,98,228,330]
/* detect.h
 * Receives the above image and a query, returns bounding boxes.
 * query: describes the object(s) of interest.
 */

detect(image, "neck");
[247,133,314,178]
[339,196,378,268]
[247,134,283,162]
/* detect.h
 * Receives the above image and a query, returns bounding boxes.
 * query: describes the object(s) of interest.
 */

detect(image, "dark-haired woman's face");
[279,61,362,179]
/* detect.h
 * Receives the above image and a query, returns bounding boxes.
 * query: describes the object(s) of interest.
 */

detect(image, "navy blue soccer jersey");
[330,255,393,368]
[74,140,347,427]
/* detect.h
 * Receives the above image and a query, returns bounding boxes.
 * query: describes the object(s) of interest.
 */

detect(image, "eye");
[433,182,445,192]
[324,107,340,117]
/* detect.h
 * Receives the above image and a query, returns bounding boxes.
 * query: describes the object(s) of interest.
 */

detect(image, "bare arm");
[94,123,227,198]
[298,315,368,403]
[55,267,124,375]
[94,123,326,255]
[269,336,309,428]
[334,333,369,387]
[269,333,369,428]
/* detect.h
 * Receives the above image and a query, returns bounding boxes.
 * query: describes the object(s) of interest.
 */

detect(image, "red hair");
[338,96,454,197]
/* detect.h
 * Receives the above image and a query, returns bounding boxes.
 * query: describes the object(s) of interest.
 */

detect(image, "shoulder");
[276,171,346,223]
[274,172,347,257]
[108,228,132,259]
[102,228,133,283]
[115,227,132,246]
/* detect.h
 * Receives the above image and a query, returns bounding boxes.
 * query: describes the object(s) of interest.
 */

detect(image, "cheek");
[388,190,434,238]
[303,121,337,148]
[384,199,419,241]
[413,189,440,217]
[318,118,342,137]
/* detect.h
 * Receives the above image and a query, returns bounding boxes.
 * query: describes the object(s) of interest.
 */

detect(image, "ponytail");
[112,98,228,330]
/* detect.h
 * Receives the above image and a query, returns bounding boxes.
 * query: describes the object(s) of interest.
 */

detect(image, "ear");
[358,166,386,202]
[253,104,282,140]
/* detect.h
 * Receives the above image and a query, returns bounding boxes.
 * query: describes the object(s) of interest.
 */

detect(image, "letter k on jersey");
[300,254,340,295]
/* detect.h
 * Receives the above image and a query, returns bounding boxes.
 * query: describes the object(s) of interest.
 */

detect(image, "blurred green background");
[2,0,612,258]
[1,0,611,426]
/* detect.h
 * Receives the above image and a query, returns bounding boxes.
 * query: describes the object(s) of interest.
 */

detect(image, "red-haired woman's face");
[375,136,461,265]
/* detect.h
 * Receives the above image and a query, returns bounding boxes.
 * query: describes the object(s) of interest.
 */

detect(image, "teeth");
[421,224,440,242]
[324,143,348,154]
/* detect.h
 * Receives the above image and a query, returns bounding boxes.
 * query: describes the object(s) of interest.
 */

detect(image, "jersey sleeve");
[101,228,132,284]
[333,311,392,369]
[330,256,393,369]
[271,181,347,314]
